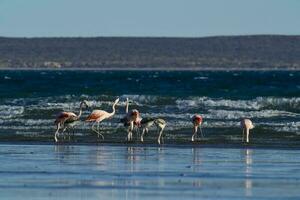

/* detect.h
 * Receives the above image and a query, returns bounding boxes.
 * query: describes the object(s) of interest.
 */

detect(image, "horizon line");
[1,34,300,39]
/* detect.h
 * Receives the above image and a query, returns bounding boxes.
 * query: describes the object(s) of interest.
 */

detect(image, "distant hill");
[0,35,299,70]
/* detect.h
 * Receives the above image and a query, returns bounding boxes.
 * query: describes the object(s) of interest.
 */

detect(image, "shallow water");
[0,144,300,200]
[0,70,300,145]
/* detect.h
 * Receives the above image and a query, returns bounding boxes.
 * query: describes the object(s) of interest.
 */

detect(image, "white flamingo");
[191,114,204,142]
[241,118,254,143]
[86,98,119,140]
[140,117,166,144]
[54,100,89,142]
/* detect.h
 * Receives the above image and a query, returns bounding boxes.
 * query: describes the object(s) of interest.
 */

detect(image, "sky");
[0,0,300,37]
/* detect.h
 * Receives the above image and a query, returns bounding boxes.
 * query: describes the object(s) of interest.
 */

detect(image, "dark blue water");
[1,70,299,98]
[0,70,299,145]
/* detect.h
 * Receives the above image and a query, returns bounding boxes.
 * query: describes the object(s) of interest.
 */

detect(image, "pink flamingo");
[86,98,119,140]
[54,100,89,142]
[126,109,141,141]
[191,114,204,141]
[241,118,254,143]
[120,98,142,141]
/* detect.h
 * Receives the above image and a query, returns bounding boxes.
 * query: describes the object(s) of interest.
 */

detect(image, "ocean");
[0,70,300,199]
[0,70,299,145]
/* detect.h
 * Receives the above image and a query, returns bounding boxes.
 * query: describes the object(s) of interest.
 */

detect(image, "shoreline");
[1,141,300,150]
[1,67,300,71]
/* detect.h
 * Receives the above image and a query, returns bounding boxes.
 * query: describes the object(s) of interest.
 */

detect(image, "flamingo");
[140,118,166,144]
[126,109,141,141]
[86,98,120,140]
[120,98,141,141]
[192,114,204,142]
[121,98,166,144]
[54,100,89,142]
[241,118,254,143]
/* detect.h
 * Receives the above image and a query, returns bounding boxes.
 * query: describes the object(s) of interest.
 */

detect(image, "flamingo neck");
[77,103,84,118]
[109,102,117,117]
[125,99,129,113]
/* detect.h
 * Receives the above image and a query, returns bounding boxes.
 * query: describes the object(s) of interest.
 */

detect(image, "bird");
[54,100,89,142]
[126,109,141,141]
[241,118,254,143]
[86,98,120,140]
[140,117,166,144]
[120,98,141,141]
[191,114,204,142]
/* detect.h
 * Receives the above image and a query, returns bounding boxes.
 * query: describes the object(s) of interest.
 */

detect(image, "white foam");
[176,97,300,112]
[194,76,208,80]
[260,122,300,134]
[0,105,24,119]
[206,109,298,120]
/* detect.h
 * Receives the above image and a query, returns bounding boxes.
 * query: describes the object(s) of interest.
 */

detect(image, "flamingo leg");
[136,126,140,140]
[246,128,250,143]
[60,126,67,141]
[66,128,71,141]
[157,127,164,145]
[54,123,61,143]
[127,129,132,142]
[67,128,71,141]
[72,128,75,141]
[97,122,100,138]
[141,128,146,142]
[91,121,98,135]
[192,126,198,142]
[127,121,134,141]
[199,126,204,138]
[97,122,105,140]
[127,128,133,142]
[67,127,73,142]
[91,121,104,140]
[127,129,131,141]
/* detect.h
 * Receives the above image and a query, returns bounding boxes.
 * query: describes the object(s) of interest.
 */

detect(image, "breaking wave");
[0,95,299,138]
[1,70,300,142]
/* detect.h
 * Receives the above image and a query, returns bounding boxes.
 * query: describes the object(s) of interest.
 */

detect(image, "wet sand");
[0,144,300,199]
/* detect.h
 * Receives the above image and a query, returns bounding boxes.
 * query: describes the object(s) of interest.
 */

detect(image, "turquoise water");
[0,70,299,145]
[0,144,300,200]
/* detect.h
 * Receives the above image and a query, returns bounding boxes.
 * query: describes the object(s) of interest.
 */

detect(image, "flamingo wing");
[140,117,155,124]
[86,110,108,122]
[241,119,254,129]
[192,115,203,125]
[55,112,76,124]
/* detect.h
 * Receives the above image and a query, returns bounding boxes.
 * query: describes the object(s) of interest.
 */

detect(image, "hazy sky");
[0,0,299,37]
